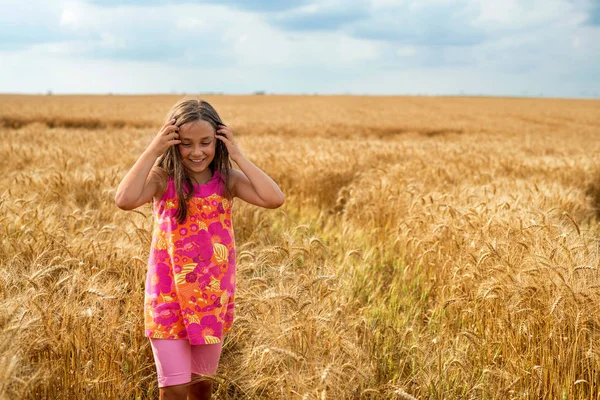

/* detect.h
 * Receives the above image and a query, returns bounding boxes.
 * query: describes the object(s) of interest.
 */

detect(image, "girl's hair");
[156,98,231,224]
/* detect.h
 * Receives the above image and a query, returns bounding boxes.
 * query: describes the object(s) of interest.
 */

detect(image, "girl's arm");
[217,125,284,209]
[115,119,180,210]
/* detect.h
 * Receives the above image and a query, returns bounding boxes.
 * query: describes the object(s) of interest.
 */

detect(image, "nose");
[191,145,204,156]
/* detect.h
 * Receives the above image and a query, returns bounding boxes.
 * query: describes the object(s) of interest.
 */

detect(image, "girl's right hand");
[147,118,181,157]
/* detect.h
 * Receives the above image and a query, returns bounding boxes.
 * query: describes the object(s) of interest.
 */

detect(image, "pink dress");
[144,169,236,345]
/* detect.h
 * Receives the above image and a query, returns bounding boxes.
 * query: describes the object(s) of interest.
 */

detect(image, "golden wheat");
[0,94,599,399]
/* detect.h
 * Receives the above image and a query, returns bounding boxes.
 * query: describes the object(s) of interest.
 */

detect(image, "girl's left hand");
[216,125,242,161]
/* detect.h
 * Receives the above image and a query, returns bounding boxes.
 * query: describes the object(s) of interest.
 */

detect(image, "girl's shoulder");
[151,166,170,202]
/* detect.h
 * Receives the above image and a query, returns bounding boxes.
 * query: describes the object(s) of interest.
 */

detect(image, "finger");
[163,118,176,128]
[163,125,179,135]
[218,133,234,145]
[217,129,232,139]
[216,134,230,144]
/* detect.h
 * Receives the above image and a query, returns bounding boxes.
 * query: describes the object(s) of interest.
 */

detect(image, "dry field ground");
[1,94,600,399]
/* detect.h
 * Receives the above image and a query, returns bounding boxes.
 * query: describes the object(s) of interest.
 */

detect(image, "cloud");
[83,0,310,12]
[259,1,486,47]
[231,29,383,69]
[216,0,310,12]
[351,5,485,46]
[351,2,485,46]
[0,27,74,51]
[267,3,369,31]
[0,0,78,50]
[587,3,600,25]
[0,0,598,97]
[51,1,382,68]
[54,2,238,64]
[467,0,596,72]
[363,0,597,71]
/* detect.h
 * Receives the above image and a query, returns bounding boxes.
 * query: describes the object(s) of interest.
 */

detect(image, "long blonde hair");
[156,99,231,224]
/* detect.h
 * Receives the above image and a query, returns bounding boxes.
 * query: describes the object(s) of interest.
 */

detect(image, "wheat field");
[1,94,600,399]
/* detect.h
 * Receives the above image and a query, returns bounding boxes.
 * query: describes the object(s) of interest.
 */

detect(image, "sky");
[0,0,599,98]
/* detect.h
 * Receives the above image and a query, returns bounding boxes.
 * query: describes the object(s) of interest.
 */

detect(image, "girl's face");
[177,119,217,182]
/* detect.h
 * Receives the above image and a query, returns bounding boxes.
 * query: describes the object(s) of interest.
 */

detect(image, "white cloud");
[396,46,417,57]
[0,0,598,97]
[59,3,82,29]
[473,0,585,27]
[230,26,383,68]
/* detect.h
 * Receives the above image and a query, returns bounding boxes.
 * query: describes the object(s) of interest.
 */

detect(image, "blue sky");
[0,0,599,97]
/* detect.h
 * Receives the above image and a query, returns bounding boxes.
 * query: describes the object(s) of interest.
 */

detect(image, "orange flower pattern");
[144,170,236,345]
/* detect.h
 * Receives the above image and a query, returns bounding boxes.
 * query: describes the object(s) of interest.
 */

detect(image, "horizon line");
[0,92,598,101]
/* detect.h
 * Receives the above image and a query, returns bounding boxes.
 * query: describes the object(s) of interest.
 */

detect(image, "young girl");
[115,99,284,399]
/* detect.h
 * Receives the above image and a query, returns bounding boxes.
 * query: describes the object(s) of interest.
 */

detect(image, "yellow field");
[1,94,600,399]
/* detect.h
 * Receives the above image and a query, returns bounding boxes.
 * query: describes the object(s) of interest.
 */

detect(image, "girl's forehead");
[179,120,215,138]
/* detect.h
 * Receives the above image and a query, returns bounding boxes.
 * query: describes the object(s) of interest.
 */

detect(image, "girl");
[115,99,284,400]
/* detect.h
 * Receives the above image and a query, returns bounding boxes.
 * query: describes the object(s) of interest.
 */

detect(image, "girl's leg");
[159,383,188,400]
[188,341,223,400]
[149,338,192,399]
[188,377,213,400]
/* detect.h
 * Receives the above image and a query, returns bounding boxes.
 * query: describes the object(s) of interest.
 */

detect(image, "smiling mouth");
[190,158,205,164]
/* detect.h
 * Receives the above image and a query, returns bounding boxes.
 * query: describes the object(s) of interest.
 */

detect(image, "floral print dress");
[144,169,236,345]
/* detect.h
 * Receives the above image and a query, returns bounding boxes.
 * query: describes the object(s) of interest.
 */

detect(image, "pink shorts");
[149,338,223,388]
